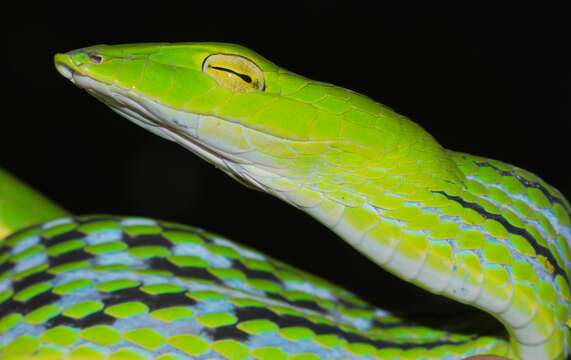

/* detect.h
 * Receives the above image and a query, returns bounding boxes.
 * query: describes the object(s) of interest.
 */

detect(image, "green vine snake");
[0,42,569,359]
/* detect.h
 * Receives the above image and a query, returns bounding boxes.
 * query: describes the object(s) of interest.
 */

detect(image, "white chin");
[72,73,269,191]
[56,64,73,80]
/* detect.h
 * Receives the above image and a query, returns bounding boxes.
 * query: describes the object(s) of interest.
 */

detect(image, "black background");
[3,4,570,313]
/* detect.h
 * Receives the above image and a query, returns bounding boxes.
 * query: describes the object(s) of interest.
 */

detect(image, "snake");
[0,42,569,359]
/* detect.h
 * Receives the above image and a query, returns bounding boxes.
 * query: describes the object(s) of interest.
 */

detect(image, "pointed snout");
[54,48,98,80]
[54,53,77,80]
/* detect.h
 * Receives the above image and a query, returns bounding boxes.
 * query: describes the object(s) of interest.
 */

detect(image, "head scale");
[54,42,461,195]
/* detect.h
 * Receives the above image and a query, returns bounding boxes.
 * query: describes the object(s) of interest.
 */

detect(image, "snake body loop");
[0,43,569,359]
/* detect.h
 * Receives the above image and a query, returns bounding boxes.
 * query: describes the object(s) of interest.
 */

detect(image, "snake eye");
[88,52,103,64]
[202,54,265,92]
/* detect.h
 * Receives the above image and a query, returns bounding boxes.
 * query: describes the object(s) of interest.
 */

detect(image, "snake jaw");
[56,55,274,191]
[54,53,76,80]
[54,52,95,84]
[55,49,306,194]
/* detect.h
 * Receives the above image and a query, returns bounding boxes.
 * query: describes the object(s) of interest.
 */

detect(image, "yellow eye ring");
[202,54,265,92]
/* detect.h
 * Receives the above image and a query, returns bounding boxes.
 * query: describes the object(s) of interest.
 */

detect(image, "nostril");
[88,52,103,64]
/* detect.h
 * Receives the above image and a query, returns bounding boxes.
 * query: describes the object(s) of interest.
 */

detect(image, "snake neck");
[245,150,571,360]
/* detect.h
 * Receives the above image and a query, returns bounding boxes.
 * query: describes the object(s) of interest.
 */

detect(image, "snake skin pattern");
[0,216,507,359]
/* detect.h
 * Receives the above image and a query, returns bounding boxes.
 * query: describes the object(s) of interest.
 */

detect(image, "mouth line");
[56,63,261,168]
[55,54,84,81]
[55,56,337,146]
[56,60,160,129]
[55,63,74,81]
[55,55,342,173]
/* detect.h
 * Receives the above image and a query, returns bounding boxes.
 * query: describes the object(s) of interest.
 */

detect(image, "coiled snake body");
[0,43,569,359]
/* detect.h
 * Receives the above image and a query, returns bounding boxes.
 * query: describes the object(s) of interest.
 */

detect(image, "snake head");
[55,43,460,193]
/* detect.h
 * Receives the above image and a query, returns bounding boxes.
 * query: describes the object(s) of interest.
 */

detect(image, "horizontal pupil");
[210,65,253,84]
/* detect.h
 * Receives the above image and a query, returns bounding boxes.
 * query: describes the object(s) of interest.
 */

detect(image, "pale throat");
[79,77,422,279]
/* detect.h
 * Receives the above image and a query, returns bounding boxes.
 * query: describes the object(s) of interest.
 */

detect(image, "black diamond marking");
[102,287,196,310]
[50,311,116,328]
[0,300,25,318]
[123,234,173,248]
[45,231,86,245]
[433,190,568,282]
[265,292,328,314]
[49,249,93,267]
[234,306,470,349]
[12,271,54,293]
[149,292,197,308]
[209,324,250,341]
[102,287,150,307]
[147,258,223,284]
[0,260,13,275]
[6,290,60,317]
[234,306,275,322]
[475,161,571,214]
[232,260,283,283]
